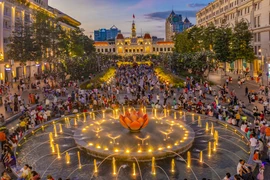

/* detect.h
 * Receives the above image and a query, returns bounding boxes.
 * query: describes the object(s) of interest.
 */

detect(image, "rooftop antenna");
[141,28,142,37]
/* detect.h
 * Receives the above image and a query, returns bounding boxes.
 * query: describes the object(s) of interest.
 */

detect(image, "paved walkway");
[208,72,269,116]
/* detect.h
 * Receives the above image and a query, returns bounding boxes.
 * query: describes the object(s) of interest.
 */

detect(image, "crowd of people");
[0,64,269,180]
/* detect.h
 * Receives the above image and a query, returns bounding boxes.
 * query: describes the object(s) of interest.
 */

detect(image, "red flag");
[133,14,135,19]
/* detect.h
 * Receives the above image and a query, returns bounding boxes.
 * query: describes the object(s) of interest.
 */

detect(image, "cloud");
[187,3,208,8]
[144,10,197,21]
[156,25,164,29]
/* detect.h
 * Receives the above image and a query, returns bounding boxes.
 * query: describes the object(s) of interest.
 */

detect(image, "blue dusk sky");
[49,0,212,39]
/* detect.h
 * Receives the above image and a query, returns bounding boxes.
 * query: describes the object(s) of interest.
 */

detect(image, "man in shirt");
[249,136,257,155]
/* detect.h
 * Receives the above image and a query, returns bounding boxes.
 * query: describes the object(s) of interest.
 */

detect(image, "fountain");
[112,157,116,175]
[65,152,70,164]
[15,108,250,179]
[208,142,212,157]
[214,130,219,145]
[171,159,175,172]
[187,151,191,168]
[151,157,156,175]
[211,122,214,135]
[199,151,203,163]
[53,124,58,137]
[94,159,98,173]
[77,151,82,169]
[205,122,209,132]
[132,162,136,176]
[55,144,60,159]
[59,123,63,133]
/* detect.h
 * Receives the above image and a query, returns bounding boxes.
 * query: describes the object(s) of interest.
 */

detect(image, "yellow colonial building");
[94,20,174,55]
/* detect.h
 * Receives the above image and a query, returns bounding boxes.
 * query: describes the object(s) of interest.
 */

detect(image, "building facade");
[196,0,270,76]
[0,0,81,83]
[94,25,121,41]
[94,20,174,56]
[165,10,193,41]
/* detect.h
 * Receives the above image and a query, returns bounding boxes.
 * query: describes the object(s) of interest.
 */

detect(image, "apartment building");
[196,0,270,76]
[0,0,81,83]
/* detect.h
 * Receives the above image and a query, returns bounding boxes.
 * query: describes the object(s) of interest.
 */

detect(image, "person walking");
[245,86,248,96]
[0,130,6,150]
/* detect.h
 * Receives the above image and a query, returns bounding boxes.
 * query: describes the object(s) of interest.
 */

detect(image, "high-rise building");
[0,0,81,82]
[94,19,174,55]
[196,0,270,76]
[165,10,193,41]
[94,25,121,41]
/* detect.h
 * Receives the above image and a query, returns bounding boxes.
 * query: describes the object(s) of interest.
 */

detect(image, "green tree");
[201,23,216,50]
[7,20,36,65]
[213,26,235,75]
[231,20,255,70]
[32,10,52,62]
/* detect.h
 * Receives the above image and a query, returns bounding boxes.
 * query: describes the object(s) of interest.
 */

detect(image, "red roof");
[144,33,151,39]
[157,41,174,45]
[94,42,109,46]
[116,33,124,39]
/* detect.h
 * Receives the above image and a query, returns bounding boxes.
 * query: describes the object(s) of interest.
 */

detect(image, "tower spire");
[131,14,136,38]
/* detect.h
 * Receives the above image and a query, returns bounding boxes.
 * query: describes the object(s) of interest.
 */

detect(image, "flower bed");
[117,61,152,67]
[154,67,185,88]
[80,67,116,89]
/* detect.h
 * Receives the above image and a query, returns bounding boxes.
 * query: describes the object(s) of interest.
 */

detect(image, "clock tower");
[131,20,136,38]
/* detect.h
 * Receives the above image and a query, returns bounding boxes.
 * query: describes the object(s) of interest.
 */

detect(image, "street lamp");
[259,48,269,86]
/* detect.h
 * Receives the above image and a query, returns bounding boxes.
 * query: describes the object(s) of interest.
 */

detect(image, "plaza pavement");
[208,72,269,119]
[0,72,269,178]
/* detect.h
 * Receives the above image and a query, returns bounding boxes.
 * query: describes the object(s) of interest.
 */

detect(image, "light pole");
[259,48,269,86]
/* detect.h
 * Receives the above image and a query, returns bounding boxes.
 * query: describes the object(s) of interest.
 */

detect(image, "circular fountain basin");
[74,115,195,161]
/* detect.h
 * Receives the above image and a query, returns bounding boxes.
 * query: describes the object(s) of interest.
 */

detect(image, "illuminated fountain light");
[132,162,136,176]
[205,122,209,132]
[112,157,116,175]
[151,157,156,175]
[154,108,157,118]
[136,135,150,145]
[59,124,63,133]
[171,159,175,172]
[187,151,191,168]
[122,106,125,114]
[108,134,121,145]
[164,108,167,117]
[94,159,98,173]
[211,122,214,135]
[77,151,82,169]
[74,118,78,126]
[65,118,71,128]
[83,112,86,122]
[93,113,96,120]
[102,110,105,119]
[208,142,212,157]
[197,116,202,127]
[214,130,219,145]
[65,152,70,164]
[160,130,172,141]
[53,124,58,137]
[56,144,61,159]
[200,151,203,163]
[174,112,177,120]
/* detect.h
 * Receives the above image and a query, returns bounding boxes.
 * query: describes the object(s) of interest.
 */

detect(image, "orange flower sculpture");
[119,109,149,132]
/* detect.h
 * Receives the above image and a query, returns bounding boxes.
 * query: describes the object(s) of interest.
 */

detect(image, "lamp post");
[259,48,269,86]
